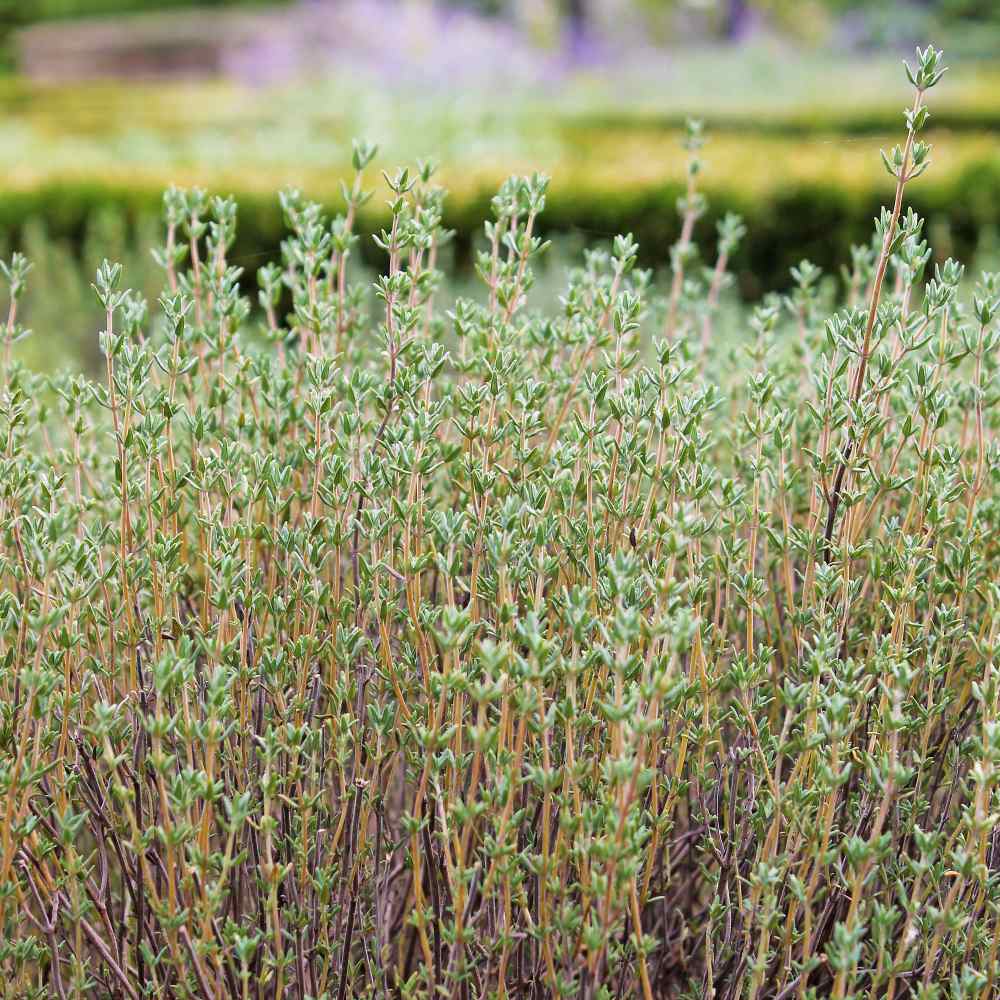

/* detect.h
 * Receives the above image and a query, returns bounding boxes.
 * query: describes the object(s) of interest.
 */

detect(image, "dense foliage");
[2,46,1000,1000]
[0,0,265,26]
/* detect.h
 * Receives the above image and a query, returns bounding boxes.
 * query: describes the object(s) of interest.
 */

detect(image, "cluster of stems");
[2,46,1000,1000]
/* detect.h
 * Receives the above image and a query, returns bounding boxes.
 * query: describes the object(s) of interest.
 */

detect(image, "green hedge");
[0,0,272,24]
[2,160,999,296]
[534,164,999,295]
[565,102,1000,137]
[0,0,279,59]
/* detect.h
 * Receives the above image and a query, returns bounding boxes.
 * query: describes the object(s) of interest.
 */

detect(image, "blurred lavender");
[16,0,667,90]
[225,0,607,90]
[13,0,951,91]
[23,0,938,119]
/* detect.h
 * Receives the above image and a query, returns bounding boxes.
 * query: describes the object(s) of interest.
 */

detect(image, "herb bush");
[2,46,999,1000]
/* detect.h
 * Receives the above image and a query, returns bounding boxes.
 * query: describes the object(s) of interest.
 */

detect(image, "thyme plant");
[2,46,999,1000]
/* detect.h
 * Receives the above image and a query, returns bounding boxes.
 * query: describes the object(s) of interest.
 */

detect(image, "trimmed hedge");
[568,102,1000,137]
[3,158,999,295]
[0,0,272,26]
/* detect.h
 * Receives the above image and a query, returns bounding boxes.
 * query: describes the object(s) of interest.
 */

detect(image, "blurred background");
[1,0,998,370]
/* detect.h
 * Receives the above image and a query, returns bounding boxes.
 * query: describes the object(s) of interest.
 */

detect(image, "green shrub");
[1,0,272,25]
[2,46,1000,1000]
[6,153,1000,309]
[0,0,278,64]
